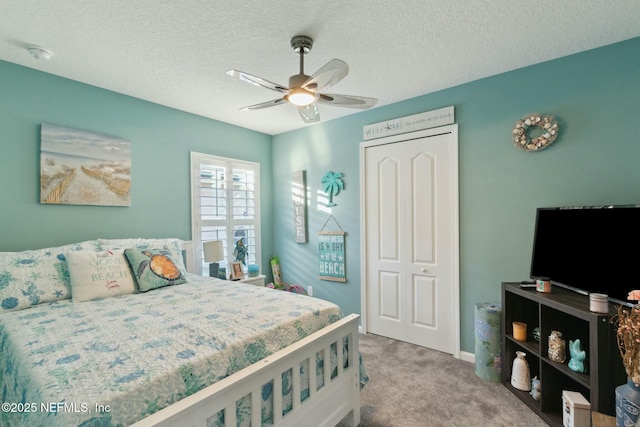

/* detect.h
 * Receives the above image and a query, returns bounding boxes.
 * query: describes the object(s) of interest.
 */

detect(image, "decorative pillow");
[0,240,101,312]
[124,248,187,292]
[66,250,137,302]
[99,238,187,273]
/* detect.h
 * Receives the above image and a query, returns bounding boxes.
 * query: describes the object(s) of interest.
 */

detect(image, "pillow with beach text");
[66,250,136,302]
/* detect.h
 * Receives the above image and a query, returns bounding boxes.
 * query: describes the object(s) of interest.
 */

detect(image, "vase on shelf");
[510,351,531,391]
[548,330,566,363]
[616,377,640,427]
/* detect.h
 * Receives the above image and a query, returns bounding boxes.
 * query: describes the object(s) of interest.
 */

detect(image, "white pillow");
[66,250,136,302]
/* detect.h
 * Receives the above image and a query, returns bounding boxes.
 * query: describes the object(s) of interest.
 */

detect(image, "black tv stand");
[501,282,625,426]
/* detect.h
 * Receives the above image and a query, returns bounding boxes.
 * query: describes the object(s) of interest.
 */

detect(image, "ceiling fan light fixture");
[228,35,377,122]
[285,88,315,107]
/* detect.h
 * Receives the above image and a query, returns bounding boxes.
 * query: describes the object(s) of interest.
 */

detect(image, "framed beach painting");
[40,123,131,206]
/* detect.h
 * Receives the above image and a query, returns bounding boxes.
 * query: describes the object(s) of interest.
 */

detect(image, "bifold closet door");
[364,130,457,354]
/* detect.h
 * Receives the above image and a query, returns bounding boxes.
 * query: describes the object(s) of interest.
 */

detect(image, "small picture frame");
[230,262,244,280]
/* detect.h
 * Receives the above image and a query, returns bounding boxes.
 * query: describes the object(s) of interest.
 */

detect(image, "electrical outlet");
[307,286,313,296]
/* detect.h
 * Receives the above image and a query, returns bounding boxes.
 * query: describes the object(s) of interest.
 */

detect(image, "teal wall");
[0,60,274,272]
[272,37,640,353]
[2,37,639,354]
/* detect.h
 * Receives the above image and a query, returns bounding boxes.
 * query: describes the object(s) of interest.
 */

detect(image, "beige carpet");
[338,333,547,427]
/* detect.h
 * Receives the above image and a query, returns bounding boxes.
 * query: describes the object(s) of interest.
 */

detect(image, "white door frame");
[359,124,460,359]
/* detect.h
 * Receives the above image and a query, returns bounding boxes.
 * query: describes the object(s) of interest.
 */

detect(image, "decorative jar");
[548,330,566,363]
[532,326,541,342]
[589,293,609,313]
[512,321,527,342]
[248,264,259,277]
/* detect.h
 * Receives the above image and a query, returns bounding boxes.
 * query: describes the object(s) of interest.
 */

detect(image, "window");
[190,152,261,276]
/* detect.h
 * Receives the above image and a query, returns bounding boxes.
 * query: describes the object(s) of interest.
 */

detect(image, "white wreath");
[513,114,559,151]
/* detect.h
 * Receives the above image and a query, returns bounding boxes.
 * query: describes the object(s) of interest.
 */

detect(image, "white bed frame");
[131,242,362,427]
[131,314,361,427]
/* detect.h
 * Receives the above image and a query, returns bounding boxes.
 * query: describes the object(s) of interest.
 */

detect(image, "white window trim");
[190,151,261,275]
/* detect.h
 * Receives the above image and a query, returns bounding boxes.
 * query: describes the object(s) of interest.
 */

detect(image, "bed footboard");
[131,314,361,427]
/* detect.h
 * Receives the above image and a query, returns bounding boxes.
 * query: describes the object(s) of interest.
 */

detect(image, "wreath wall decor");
[512,113,559,151]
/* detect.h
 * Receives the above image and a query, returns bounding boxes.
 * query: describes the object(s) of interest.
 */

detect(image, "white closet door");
[362,126,458,354]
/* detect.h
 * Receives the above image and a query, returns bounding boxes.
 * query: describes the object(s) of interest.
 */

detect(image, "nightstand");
[239,275,266,286]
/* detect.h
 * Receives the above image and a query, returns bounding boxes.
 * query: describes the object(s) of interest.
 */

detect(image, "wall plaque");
[318,215,346,282]
[292,170,307,243]
[363,106,454,140]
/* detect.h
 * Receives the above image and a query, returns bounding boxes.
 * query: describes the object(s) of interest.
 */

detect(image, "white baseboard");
[460,351,475,364]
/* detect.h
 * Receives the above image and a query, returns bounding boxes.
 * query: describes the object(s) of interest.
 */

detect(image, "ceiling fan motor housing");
[291,35,313,54]
[289,73,311,88]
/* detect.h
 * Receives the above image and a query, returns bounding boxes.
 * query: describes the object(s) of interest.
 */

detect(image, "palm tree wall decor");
[321,171,344,207]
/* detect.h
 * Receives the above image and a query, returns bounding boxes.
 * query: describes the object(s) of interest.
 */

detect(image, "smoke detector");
[27,45,54,61]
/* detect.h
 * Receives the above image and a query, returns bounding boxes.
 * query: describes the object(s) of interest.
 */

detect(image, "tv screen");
[530,205,640,306]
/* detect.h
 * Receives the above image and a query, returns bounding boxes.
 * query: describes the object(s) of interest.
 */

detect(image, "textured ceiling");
[1,1,639,135]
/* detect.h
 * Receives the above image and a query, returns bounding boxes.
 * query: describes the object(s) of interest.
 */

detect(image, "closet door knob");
[421,268,428,273]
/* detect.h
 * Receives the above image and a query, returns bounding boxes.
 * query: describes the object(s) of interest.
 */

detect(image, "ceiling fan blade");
[227,70,289,93]
[318,93,378,109]
[240,98,287,111]
[302,59,348,91]
[298,102,320,123]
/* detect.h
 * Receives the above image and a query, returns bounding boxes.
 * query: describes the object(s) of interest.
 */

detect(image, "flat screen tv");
[530,205,640,306]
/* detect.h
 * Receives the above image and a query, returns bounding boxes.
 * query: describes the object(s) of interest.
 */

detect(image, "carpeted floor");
[338,333,547,427]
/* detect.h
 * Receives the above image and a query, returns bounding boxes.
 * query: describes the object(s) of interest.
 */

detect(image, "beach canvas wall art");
[40,123,131,206]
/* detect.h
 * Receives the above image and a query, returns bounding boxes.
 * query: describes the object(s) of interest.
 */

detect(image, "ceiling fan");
[227,35,378,123]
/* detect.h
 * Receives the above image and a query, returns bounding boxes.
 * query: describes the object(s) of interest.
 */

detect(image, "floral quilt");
[0,274,352,427]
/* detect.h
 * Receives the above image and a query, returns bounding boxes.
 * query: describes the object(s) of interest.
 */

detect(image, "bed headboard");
[181,240,195,274]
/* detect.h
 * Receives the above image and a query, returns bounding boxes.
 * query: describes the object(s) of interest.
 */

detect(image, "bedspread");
[0,274,346,426]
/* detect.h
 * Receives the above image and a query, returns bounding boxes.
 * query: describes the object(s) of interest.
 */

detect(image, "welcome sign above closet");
[363,106,454,140]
